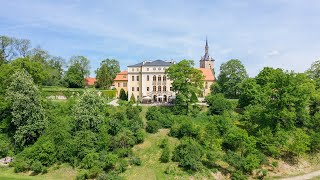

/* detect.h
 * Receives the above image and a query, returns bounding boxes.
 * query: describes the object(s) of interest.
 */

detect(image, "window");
[163,76,166,81]
[123,75,126,78]
[132,68,134,72]
[147,75,149,81]
[205,82,208,89]
[158,86,161,91]
[132,76,134,81]
[147,87,149,91]
[153,67,156,70]
[158,75,161,81]
[118,83,120,87]
[123,82,127,87]
[132,87,134,91]
[158,67,161,70]
[137,68,139,71]
[147,68,149,71]
[137,76,139,81]
[163,86,166,91]
[170,87,172,91]
[153,86,156,91]
[137,87,139,91]
[153,75,156,81]
[163,67,166,70]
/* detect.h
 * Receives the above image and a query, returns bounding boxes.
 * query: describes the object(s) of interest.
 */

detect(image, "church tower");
[200,37,215,70]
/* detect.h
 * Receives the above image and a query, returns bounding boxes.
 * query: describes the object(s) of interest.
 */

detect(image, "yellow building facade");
[114,38,216,102]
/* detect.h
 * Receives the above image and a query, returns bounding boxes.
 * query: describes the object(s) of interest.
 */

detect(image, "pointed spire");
[205,36,209,54]
[206,36,208,47]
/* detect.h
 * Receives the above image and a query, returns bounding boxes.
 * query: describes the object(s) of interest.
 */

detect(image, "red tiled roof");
[114,70,128,81]
[196,68,215,81]
[85,77,97,85]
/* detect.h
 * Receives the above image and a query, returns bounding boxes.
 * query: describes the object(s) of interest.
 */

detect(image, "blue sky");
[0,0,319,77]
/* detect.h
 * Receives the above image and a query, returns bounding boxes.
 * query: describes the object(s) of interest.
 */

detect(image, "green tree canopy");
[95,59,120,89]
[64,64,85,88]
[69,56,90,77]
[166,60,204,113]
[217,59,248,99]
[6,70,47,148]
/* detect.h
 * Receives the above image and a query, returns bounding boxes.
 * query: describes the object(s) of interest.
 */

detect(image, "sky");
[0,0,319,77]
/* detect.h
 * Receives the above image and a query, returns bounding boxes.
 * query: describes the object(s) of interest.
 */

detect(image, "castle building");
[114,38,216,102]
[127,60,176,102]
[112,70,128,97]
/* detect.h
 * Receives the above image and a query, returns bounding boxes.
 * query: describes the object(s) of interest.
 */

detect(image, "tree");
[166,60,204,113]
[160,145,170,163]
[6,70,47,148]
[306,60,320,88]
[72,90,105,132]
[238,78,263,108]
[130,93,136,103]
[95,59,120,89]
[0,35,15,64]
[206,93,233,115]
[217,59,248,99]
[172,138,203,171]
[96,63,109,89]
[119,89,128,101]
[14,38,31,57]
[11,57,47,85]
[64,64,85,88]
[69,56,90,77]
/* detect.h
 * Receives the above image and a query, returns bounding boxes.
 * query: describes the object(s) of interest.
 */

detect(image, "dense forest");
[1,35,320,179]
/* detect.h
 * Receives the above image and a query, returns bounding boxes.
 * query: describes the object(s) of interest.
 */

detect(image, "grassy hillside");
[121,129,212,180]
[0,164,76,180]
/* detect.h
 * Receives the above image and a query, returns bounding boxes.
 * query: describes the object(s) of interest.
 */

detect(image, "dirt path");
[280,170,320,180]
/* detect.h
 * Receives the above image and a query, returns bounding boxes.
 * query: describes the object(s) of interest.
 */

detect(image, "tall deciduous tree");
[69,56,90,77]
[72,90,105,132]
[217,59,248,99]
[306,60,320,88]
[6,70,47,148]
[14,38,31,57]
[166,60,204,113]
[95,59,120,89]
[64,64,85,88]
[0,35,16,64]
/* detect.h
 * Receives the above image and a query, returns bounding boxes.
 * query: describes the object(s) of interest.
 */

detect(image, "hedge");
[41,86,116,99]
[100,90,117,99]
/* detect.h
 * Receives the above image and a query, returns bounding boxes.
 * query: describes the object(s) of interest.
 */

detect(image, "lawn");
[0,164,76,180]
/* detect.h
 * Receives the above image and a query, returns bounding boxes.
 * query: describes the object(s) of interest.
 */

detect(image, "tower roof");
[201,37,214,61]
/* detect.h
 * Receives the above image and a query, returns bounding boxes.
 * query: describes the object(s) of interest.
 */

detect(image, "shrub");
[119,88,128,101]
[231,170,247,180]
[206,93,233,115]
[12,158,30,173]
[88,166,102,179]
[135,129,145,144]
[130,156,142,166]
[31,160,43,174]
[81,152,100,169]
[160,138,169,148]
[76,169,88,180]
[129,93,136,103]
[172,138,203,171]
[146,120,161,133]
[100,152,118,170]
[165,164,178,175]
[160,146,170,163]
[115,159,128,173]
[100,90,117,99]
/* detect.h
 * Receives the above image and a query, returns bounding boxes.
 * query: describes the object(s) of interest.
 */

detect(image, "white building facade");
[127,60,176,102]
